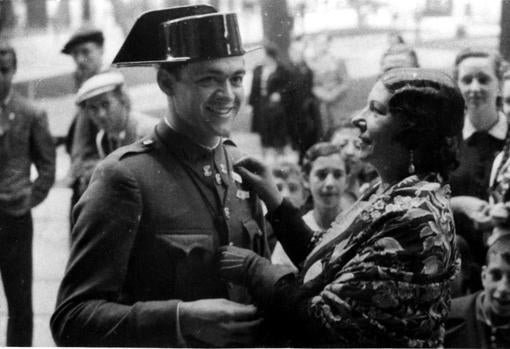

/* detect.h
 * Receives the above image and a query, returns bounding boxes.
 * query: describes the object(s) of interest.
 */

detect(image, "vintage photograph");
[0,0,509,347]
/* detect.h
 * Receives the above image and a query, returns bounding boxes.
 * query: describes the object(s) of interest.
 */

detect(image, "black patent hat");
[112,5,249,67]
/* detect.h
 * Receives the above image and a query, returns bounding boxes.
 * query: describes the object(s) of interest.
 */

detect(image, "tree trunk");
[0,0,16,36]
[25,0,48,29]
[260,0,293,64]
[82,0,91,21]
[500,0,510,61]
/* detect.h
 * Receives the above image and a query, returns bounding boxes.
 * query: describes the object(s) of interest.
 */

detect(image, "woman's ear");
[157,68,175,96]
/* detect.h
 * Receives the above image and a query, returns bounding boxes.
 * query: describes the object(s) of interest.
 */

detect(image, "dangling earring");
[408,150,415,174]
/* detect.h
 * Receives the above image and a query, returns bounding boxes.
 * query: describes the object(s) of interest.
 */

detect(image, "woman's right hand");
[234,156,283,212]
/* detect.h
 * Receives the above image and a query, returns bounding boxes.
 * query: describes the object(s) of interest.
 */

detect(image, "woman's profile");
[219,67,464,347]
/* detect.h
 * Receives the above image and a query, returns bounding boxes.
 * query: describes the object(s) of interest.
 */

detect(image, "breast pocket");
[155,230,223,299]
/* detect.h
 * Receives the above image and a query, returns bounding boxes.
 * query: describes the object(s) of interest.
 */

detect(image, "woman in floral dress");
[218,68,464,347]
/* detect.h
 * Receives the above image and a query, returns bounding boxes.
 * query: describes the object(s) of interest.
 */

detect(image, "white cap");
[76,71,125,105]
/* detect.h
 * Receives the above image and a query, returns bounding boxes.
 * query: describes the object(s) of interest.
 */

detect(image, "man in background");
[0,42,55,346]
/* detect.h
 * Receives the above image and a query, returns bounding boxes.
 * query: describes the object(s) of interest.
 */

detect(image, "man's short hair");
[0,42,16,70]
[487,233,510,265]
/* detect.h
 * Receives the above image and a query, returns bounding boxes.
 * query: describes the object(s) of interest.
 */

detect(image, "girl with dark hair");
[218,68,464,347]
[449,48,508,266]
[271,143,351,272]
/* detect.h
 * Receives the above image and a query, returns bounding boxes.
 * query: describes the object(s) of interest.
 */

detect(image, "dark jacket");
[0,91,55,216]
[445,292,487,348]
[51,121,269,347]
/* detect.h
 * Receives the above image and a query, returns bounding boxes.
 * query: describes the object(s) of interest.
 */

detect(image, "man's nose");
[217,81,235,100]
[469,78,481,91]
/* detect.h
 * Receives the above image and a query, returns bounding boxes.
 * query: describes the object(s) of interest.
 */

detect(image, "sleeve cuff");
[176,302,187,347]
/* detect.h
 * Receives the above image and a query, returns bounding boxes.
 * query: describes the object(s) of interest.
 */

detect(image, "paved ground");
[0,27,500,346]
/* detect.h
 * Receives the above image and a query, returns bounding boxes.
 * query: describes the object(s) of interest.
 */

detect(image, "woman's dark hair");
[381,68,465,180]
[302,142,343,177]
[453,48,505,83]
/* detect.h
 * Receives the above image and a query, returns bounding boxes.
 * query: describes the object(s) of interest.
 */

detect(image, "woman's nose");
[352,114,367,133]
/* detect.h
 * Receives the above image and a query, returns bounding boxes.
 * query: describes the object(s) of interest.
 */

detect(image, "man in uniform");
[51,6,274,347]
[0,43,55,346]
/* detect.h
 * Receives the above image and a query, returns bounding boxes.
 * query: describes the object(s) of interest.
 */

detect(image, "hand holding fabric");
[234,156,283,211]
[218,245,296,306]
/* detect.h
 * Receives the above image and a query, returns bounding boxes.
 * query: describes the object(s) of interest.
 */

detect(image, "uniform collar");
[463,112,508,141]
[155,119,221,163]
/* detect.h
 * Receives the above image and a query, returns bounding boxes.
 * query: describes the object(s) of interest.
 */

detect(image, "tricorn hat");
[62,26,104,55]
[112,5,250,67]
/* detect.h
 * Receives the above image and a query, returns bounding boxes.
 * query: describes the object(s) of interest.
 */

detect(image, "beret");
[76,71,124,105]
[62,27,104,54]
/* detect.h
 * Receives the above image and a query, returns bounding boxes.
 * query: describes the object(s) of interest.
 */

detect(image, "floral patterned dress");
[265,173,459,347]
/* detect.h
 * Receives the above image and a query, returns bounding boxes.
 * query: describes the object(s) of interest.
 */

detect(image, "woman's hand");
[234,156,283,211]
[218,245,259,285]
[450,196,492,230]
[489,202,510,227]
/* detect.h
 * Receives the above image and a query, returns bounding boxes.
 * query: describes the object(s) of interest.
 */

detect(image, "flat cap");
[62,26,104,54]
[76,71,124,105]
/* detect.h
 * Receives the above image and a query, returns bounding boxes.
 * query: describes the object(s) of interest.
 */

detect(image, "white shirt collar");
[463,112,508,140]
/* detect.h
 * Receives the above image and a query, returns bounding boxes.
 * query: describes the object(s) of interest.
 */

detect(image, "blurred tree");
[500,0,510,61]
[110,0,150,35]
[347,0,382,28]
[52,0,71,31]
[0,0,16,36]
[261,0,293,63]
[82,0,91,21]
[25,0,48,29]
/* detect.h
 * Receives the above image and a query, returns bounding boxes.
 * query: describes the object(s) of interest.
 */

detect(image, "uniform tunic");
[51,121,268,347]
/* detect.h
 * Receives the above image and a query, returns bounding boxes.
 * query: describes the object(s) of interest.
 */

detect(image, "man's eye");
[288,183,300,193]
[490,270,502,281]
[461,76,472,84]
[276,183,283,192]
[231,75,244,86]
[198,77,217,85]
[316,171,328,180]
[333,170,344,179]
[478,76,490,84]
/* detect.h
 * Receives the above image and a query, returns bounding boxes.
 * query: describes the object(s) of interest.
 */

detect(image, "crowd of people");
[0,3,509,348]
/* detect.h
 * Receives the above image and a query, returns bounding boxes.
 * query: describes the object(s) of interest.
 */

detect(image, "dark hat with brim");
[112,5,251,67]
[62,27,104,55]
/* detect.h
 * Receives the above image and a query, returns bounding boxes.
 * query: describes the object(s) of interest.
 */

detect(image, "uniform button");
[215,173,222,185]
[224,207,230,219]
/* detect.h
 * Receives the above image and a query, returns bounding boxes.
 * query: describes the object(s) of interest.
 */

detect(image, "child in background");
[271,143,351,271]
[446,234,510,348]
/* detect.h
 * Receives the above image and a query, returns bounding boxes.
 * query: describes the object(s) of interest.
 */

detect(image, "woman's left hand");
[218,245,259,285]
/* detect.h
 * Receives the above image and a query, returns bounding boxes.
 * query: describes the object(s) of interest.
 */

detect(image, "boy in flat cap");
[72,71,157,196]
[61,26,105,230]
[51,5,275,347]
[0,42,55,346]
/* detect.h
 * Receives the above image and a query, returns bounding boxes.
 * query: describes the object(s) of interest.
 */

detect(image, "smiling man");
[51,6,270,347]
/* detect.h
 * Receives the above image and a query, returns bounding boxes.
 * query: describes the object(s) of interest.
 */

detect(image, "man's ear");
[481,265,488,289]
[157,68,175,96]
